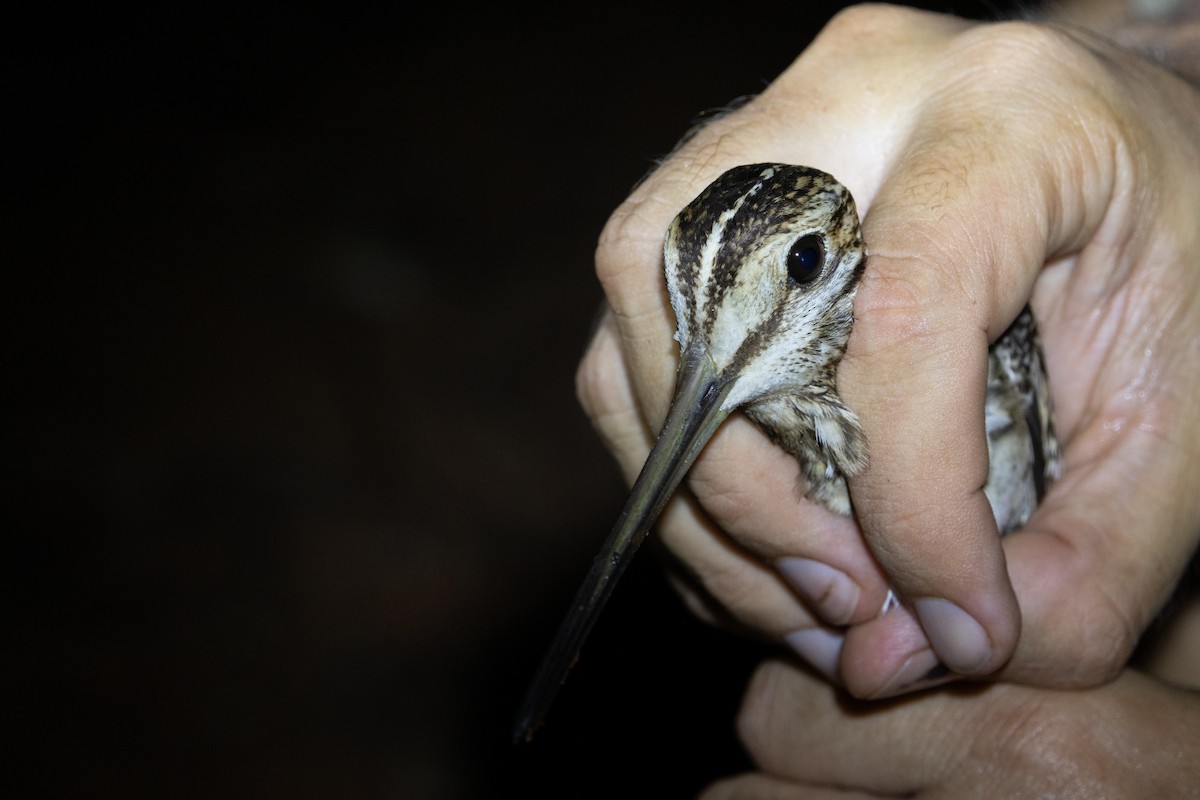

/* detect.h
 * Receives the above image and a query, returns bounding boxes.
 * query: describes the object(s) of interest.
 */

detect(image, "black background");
[15,3,1019,798]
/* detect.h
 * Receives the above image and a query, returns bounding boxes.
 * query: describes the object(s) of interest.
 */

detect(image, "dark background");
[16,3,1017,798]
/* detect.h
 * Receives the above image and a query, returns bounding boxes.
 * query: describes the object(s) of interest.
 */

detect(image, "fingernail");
[871,648,948,698]
[777,557,861,625]
[913,598,992,675]
[784,627,844,681]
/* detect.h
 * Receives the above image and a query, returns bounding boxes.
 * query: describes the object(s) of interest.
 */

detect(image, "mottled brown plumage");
[514,164,1059,741]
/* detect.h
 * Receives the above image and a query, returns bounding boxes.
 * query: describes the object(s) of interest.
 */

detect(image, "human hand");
[702,564,1199,797]
[698,660,1200,799]
[577,3,1200,697]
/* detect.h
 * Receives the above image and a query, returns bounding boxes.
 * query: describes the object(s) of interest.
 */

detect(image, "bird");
[513,163,1060,742]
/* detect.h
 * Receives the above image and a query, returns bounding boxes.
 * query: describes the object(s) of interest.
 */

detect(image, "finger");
[681,417,893,627]
[656,492,824,638]
[834,24,1125,676]
[839,175,1026,678]
[735,659,986,793]
[838,603,948,699]
[736,659,1200,797]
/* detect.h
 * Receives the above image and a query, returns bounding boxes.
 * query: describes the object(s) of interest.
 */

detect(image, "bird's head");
[665,163,865,410]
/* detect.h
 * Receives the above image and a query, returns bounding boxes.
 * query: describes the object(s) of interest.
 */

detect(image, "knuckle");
[574,336,615,418]
[1032,576,1139,686]
[1071,544,1146,683]
[596,114,764,295]
[821,3,923,41]
[848,265,944,360]
[943,21,1122,133]
[1068,592,1139,684]
[949,20,1091,81]
[595,200,657,285]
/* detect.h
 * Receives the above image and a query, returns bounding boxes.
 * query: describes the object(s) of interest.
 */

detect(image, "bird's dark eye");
[786,235,825,285]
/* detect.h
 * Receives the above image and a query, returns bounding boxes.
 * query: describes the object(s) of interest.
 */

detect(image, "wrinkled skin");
[578,2,1200,794]
[701,662,1200,799]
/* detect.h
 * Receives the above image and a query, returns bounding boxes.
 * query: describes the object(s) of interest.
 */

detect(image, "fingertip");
[913,597,995,675]
[784,627,844,682]
[838,587,1018,698]
[777,558,861,626]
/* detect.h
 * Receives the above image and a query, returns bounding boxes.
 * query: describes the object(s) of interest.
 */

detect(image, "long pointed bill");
[514,343,736,742]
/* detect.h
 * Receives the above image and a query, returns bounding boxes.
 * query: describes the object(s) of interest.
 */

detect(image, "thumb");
[837,79,1105,681]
